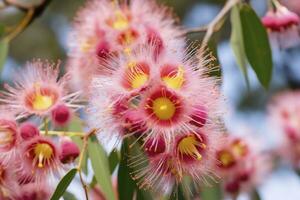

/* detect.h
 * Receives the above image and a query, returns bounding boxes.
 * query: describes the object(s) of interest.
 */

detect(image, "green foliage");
[51,168,77,200]
[200,182,223,200]
[118,140,136,200]
[230,4,249,86]
[239,4,273,88]
[108,149,120,174]
[88,135,116,200]
[0,40,8,72]
[63,191,78,200]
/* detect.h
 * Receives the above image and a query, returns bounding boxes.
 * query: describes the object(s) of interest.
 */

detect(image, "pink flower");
[214,135,271,196]
[262,4,300,48]
[0,60,81,119]
[15,182,52,200]
[88,47,223,146]
[20,135,61,182]
[269,91,300,168]
[67,0,185,94]
[131,127,222,193]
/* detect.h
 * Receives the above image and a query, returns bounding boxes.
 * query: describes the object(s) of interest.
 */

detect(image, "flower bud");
[51,104,71,126]
[20,122,39,140]
[59,140,80,164]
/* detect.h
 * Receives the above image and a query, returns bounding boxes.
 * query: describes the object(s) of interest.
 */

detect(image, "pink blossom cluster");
[66,0,224,192]
[0,61,81,199]
[262,2,300,48]
[269,91,300,168]
[215,136,271,197]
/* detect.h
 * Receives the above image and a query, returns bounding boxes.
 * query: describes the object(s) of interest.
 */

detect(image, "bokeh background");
[1,0,300,199]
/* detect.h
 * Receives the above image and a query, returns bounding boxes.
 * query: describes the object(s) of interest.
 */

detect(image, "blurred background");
[1,0,300,199]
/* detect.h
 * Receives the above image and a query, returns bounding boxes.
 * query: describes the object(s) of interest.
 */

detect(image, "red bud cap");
[20,123,40,140]
[51,104,71,126]
[225,180,240,194]
[59,140,80,164]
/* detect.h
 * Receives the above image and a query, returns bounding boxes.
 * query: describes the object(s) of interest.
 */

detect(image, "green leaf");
[0,24,5,38]
[169,184,185,200]
[88,135,116,200]
[0,40,8,72]
[240,4,273,88]
[69,117,88,175]
[230,4,249,86]
[118,139,136,200]
[63,191,78,200]
[51,168,77,200]
[72,136,88,175]
[251,189,262,200]
[109,149,120,174]
[200,182,223,200]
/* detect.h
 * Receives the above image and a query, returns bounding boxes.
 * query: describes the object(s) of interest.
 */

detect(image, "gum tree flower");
[0,60,81,119]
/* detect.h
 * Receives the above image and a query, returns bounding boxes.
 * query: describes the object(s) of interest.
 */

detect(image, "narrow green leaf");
[118,139,136,200]
[88,136,116,200]
[51,168,77,200]
[0,24,5,38]
[200,182,223,200]
[109,149,120,174]
[0,40,8,72]
[230,4,249,86]
[251,189,262,200]
[240,4,273,88]
[169,184,185,200]
[69,117,88,175]
[63,191,78,200]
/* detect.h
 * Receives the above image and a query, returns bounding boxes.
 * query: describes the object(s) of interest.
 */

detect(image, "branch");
[76,129,97,200]
[199,0,240,48]
[3,0,52,42]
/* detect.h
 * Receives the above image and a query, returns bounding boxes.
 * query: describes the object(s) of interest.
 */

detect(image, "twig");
[40,130,86,137]
[76,129,96,200]
[4,8,34,42]
[200,0,240,48]
[3,0,52,42]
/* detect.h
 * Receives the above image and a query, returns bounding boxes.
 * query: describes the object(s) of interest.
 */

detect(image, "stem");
[40,130,86,137]
[4,8,34,42]
[76,129,96,200]
[43,117,49,135]
[200,0,240,48]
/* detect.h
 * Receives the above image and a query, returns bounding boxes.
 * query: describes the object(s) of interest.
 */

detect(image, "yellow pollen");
[80,37,96,52]
[131,74,148,89]
[121,30,136,45]
[232,141,247,157]
[178,135,203,160]
[152,97,176,120]
[219,151,234,167]
[32,85,54,111]
[0,129,12,145]
[124,47,132,56]
[34,143,53,168]
[112,11,129,30]
[162,66,185,90]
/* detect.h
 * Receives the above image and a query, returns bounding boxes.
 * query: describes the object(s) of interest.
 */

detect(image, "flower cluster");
[80,0,224,193]
[268,91,300,168]
[67,0,185,95]
[215,136,271,196]
[0,61,81,199]
[262,2,300,48]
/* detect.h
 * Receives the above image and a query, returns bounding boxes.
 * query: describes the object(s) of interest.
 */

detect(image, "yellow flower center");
[0,129,13,146]
[231,140,248,157]
[162,66,185,90]
[34,143,54,168]
[152,97,176,120]
[111,11,129,30]
[219,151,235,167]
[31,84,55,111]
[125,62,149,90]
[80,37,97,52]
[177,135,205,160]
